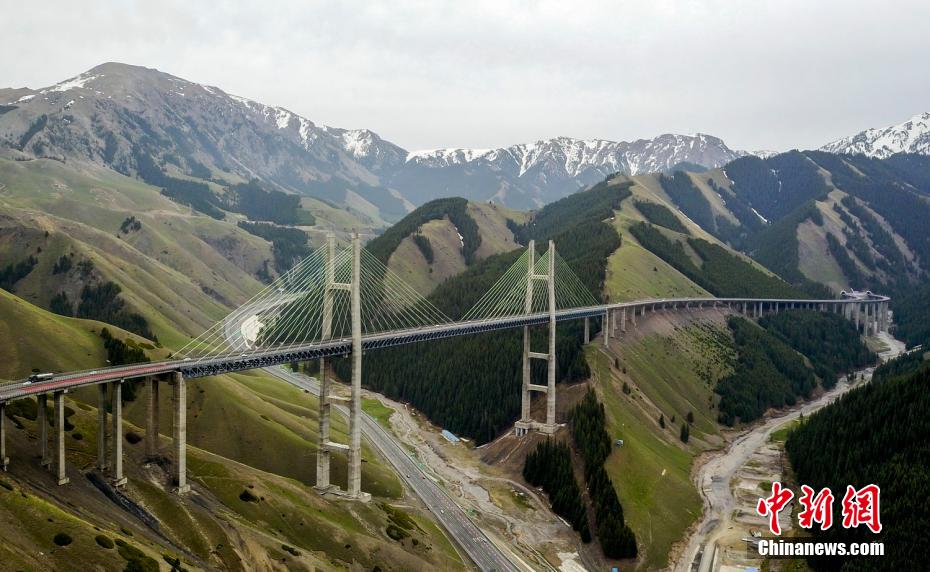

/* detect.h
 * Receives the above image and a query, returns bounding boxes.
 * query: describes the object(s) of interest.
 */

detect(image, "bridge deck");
[0,295,887,402]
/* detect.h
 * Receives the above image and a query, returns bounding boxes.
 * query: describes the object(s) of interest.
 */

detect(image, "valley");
[1,59,929,572]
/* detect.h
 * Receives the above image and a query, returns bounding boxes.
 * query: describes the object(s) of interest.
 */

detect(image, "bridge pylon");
[515,240,558,436]
[315,233,369,501]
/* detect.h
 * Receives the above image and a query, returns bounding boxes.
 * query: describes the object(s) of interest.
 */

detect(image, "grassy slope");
[0,291,461,569]
[605,179,710,302]
[586,313,734,570]
[386,200,522,294]
[0,288,164,379]
[561,175,738,569]
[1,392,461,571]
[0,157,272,347]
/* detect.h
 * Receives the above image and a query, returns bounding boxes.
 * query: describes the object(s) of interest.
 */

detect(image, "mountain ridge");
[0,62,753,211]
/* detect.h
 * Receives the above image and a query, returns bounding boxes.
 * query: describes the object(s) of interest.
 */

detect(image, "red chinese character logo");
[841,484,882,533]
[757,481,794,535]
[797,485,834,530]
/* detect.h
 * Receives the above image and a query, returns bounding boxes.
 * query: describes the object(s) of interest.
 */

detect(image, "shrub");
[239,489,259,502]
[95,535,115,549]
[386,524,409,541]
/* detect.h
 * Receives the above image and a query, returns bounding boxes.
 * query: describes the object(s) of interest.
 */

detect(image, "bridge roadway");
[0,295,888,402]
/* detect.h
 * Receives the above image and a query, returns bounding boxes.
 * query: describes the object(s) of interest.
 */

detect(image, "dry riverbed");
[674,331,906,572]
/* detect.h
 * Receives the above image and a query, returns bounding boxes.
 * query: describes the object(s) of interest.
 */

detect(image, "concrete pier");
[171,372,189,493]
[1,402,8,471]
[111,381,126,487]
[38,394,50,467]
[97,384,107,470]
[602,310,609,348]
[146,378,159,458]
[54,391,69,485]
[583,316,590,344]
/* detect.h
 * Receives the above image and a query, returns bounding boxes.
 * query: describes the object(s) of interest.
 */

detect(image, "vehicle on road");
[24,372,54,385]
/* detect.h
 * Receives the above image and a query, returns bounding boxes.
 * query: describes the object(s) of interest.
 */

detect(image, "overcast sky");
[3,1,928,152]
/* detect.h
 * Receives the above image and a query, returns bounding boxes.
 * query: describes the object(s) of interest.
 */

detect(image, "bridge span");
[0,233,890,571]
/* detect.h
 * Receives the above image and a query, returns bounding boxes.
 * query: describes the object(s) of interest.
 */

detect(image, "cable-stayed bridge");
[0,235,889,569]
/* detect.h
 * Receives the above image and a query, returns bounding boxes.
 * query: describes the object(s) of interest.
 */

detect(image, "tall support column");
[583,317,590,344]
[621,307,627,333]
[97,384,107,470]
[111,381,126,487]
[602,310,609,349]
[38,394,50,468]
[171,372,189,493]
[1,402,8,471]
[517,240,557,436]
[54,391,69,485]
[146,378,159,458]
[854,303,861,334]
[545,241,557,432]
[521,241,537,428]
[347,232,365,499]
[316,234,337,491]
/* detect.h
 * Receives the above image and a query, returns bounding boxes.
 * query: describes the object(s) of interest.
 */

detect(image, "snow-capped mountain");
[0,62,748,213]
[820,112,930,159]
[407,134,743,177]
[394,134,745,207]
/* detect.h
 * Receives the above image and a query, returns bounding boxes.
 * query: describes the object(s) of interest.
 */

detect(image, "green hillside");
[0,290,458,570]
[368,197,525,294]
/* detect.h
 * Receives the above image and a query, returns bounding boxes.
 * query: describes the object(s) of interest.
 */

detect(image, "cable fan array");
[177,242,451,360]
[461,245,600,322]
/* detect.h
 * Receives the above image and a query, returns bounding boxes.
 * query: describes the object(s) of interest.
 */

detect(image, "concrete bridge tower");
[515,240,557,436]
[315,233,368,501]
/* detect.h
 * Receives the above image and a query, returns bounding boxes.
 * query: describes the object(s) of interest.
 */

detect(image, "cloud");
[3,0,929,152]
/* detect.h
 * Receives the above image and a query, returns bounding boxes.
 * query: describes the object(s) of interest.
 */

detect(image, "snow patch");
[42,73,101,93]
[751,207,769,224]
[15,94,35,103]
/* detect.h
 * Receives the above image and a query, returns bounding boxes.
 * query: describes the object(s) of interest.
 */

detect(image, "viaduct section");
[0,239,891,505]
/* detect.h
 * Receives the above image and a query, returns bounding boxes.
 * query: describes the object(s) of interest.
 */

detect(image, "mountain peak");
[820,112,930,159]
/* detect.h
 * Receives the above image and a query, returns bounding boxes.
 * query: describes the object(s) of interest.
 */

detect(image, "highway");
[269,366,523,572]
